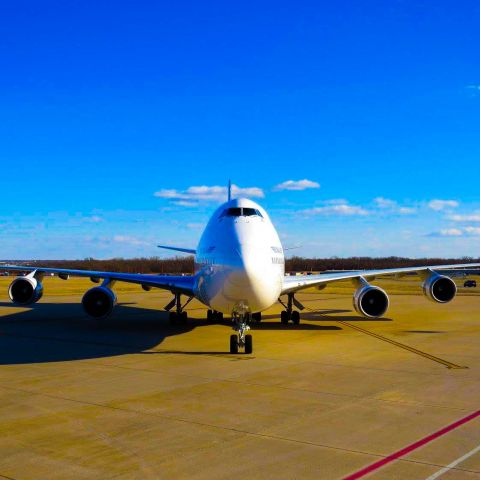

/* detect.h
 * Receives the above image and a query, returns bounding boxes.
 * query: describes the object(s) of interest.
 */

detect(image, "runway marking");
[337,321,468,369]
[343,409,480,480]
[0,382,479,476]
[424,443,480,479]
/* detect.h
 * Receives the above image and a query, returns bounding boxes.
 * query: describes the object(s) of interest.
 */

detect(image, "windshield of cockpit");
[219,207,263,219]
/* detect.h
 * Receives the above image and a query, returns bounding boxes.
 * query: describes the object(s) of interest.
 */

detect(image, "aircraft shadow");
[0,302,392,365]
[253,310,392,325]
[0,302,199,365]
[252,321,341,331]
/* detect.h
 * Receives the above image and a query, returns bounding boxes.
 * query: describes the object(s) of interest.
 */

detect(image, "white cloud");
[428,199,459,211]
[438,228,463,237]
[113,235,149,246]
[448,213,480,222]
[428,226,480,237]
[186,222,204,230]
[466,84,480,97]
[173,200,197,207]
[154,189,180,199]
[398,207,417,215]
[464,226,480,236]
[154,184,264,203]
[274,179,320,191]
[87,215,103,223]
[374,197,397,209]
[303,203,370,216]
[373,197,416,215]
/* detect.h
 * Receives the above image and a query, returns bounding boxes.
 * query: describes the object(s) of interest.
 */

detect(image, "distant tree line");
[285,256,480,272]
[8,255,479,274]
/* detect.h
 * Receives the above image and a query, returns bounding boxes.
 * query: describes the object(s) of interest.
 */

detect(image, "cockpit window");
[226,207,242,216]
[219,207,263,218]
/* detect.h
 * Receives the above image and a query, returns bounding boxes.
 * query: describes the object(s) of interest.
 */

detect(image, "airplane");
[1,184,479,354]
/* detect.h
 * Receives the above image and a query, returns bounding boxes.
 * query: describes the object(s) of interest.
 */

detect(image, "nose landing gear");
[230,311,253,354]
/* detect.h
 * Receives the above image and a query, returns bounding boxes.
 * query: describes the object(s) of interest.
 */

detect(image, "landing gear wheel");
[230,334,239,354]
[280,310,289,324]
[180,311,188,323]
[207,309,213,321]
[252,312,261,323]
[291,311,300,325]
[217,312,224,322]
[245,334,253,354]
[169,312,177,324]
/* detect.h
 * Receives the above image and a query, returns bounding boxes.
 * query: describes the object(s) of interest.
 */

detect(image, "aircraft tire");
[291,311,300,325]
[169,312,177,324]
[280,310,289,324]
[245,334,253,354]
[230,334,239,354]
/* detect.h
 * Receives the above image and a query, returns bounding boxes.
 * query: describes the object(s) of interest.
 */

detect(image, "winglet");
[228,180,232,201]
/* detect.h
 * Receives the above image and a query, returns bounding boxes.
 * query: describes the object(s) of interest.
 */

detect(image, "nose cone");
[222,244,282,313]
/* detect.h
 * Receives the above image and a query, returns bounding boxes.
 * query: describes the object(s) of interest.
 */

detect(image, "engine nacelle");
[82,286,117,319]
[8,277,44,305]
[423,274,456,303]
[353,284,389,318]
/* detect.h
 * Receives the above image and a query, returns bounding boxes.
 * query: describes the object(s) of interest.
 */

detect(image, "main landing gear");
[165,293,193,325]
[230,311,253,354]
[207,309,224,322]
[279,293,304,325]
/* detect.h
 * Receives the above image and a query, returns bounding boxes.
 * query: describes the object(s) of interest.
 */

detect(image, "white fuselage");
[192,198,285,314]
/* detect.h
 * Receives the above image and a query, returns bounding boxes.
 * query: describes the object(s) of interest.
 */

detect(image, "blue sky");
[0,1,479,259]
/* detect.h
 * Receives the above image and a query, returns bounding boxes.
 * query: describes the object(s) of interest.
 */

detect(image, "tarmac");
[0,277,479,479]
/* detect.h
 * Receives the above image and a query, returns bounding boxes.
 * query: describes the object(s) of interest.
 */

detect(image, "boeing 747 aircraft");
[2,188,479,354]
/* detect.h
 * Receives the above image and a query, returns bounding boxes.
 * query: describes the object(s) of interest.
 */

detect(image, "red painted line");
[343,409,480,480]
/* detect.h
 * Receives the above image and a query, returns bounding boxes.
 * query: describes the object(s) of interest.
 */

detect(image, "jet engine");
[353,284,389,318]
[8,276,43,305]
[82,286,117,319]
[423,274,456,303]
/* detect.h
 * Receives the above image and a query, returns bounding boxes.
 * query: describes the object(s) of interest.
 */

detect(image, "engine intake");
[423,274,456,303]
[353,285,389,318]
[9,277,43,305]
[82,286,117,319]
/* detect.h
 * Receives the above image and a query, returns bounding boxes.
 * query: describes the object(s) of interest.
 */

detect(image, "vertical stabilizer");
[228,180,232,201]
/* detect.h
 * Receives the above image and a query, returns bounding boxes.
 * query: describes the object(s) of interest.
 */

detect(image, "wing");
[281,263,480,295]
[0,265,196,295]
